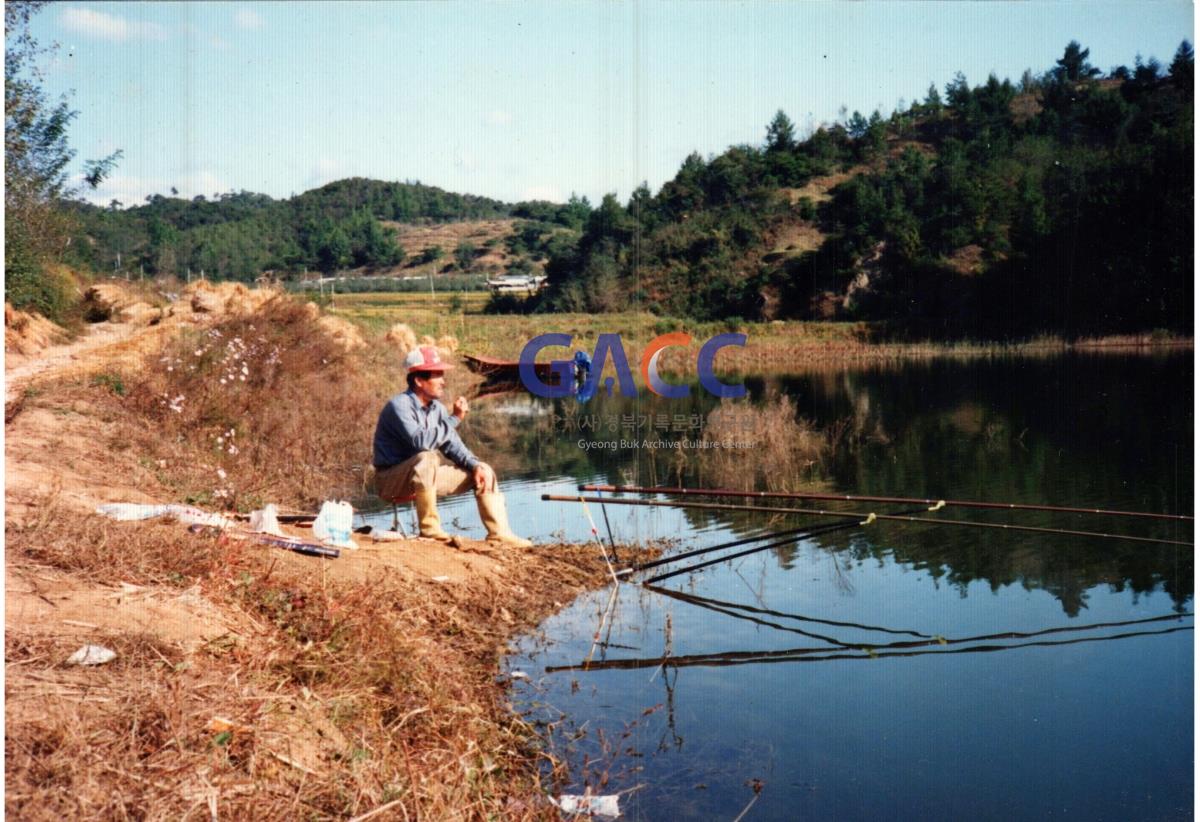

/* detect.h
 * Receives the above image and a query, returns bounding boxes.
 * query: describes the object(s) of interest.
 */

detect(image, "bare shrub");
[126,296,378,509]
[698,395,828,492]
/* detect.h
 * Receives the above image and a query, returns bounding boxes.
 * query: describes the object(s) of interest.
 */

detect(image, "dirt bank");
[5,288,649,819]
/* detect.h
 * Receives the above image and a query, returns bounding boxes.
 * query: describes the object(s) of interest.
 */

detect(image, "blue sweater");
[372,390,479,471]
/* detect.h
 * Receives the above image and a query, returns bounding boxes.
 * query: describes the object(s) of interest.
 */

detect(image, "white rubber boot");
[476,492,533,548]
[414,484,451,542]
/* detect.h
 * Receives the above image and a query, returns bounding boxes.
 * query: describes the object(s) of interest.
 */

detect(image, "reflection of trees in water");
[474,354,1193,613]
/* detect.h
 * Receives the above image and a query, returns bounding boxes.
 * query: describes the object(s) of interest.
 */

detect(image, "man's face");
[413,372,446,402]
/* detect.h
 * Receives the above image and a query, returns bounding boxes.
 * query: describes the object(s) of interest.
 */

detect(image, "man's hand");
[473,462,496,493]
[452,396,469,420]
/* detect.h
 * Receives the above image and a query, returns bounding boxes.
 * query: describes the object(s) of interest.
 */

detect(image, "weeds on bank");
[8,491,629,819]
[7,291,658,818]
[127,297,381,510]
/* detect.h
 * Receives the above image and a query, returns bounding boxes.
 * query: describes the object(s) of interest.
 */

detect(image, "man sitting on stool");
[372,345,532,548]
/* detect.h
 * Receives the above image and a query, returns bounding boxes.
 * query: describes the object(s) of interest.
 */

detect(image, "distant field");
[328,291,1190,372]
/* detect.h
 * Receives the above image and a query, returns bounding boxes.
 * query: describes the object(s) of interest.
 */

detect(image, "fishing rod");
[641,503,937,584]
[580,484,1194,522]
[544,495,1195,548]
[617,522,840,576]
[643,520,873,585]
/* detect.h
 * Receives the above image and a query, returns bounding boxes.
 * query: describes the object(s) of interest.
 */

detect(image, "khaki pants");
[373,451,475,501]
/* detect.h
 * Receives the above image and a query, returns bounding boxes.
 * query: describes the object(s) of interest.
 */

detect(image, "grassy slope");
[4,289,657,819]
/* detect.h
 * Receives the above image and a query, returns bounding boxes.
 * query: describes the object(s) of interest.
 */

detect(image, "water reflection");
[548,622,1193,672]
[493,353,1192,820]
[463,353,1192,613]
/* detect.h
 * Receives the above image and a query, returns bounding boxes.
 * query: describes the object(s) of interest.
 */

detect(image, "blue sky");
[27,1,1194,208]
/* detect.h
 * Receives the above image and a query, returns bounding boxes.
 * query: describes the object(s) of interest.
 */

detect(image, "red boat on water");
[462,353,559,382]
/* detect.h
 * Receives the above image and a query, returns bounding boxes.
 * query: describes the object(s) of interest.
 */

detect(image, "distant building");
[485,274,547,294]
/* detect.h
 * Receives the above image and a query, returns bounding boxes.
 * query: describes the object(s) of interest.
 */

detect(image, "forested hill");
[63,40,1192,337]
[532,40,1193,337]
[64,178,589,280]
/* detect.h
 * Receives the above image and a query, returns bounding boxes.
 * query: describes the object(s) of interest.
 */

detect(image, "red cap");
[404,345,453,373]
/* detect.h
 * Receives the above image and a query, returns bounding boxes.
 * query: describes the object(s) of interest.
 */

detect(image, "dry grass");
[696,395,833,493]
[7,292,661,818]
[383,219,522,275]
[123,296,388,510]
[331,294,1191,378]
[7,502,639,819]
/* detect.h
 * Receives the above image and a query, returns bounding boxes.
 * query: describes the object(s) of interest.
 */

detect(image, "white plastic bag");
[248,503,285,537]
[67,645,117,666]
[552,794,621,817]
[312,500,357,549]
[96,502,233,529]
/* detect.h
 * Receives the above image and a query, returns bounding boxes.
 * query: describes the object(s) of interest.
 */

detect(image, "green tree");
[1054,40,1100,82]
[923,82,942,111]
[846,110,869,139]
[765,109,796,152]
[1169,40,1193,93]
[944,72,972,114]
[315,223,350,272]
[454,240,476,271]
[5,0,119,315]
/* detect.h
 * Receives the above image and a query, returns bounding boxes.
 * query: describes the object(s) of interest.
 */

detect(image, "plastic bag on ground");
[97,502,233,529]
[552,794,621,817]
[312,500,358,550]
[67,645,117,666]
[248,503,286,537]
[95,503,172,521]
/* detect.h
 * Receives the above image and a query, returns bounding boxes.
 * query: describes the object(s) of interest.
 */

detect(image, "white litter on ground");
[552,794,621,817]
[368,527,408,542]
[95,502,233,529]
[67,645,117,666]
[248,503,286,537]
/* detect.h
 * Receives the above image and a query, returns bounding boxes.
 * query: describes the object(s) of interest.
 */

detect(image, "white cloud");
[520,185,565,203]
[60,7,167,42]
[234,9,265,30]
[484,109,513,126]
[76,171,232,208]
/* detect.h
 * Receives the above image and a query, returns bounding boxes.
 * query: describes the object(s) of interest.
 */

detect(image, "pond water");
[366,352,1194,820]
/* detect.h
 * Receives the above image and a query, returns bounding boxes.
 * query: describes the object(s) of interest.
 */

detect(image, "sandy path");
[5,319,145,405]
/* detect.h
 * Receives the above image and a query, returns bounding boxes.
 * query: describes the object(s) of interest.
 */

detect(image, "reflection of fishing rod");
[642,508,931,585]
[544,495,1194,548]
[580,484,1194,522]
[647,588,1191,653]
[547,616,1194,673]
[644,584,931,638]
[620,523,843,575]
